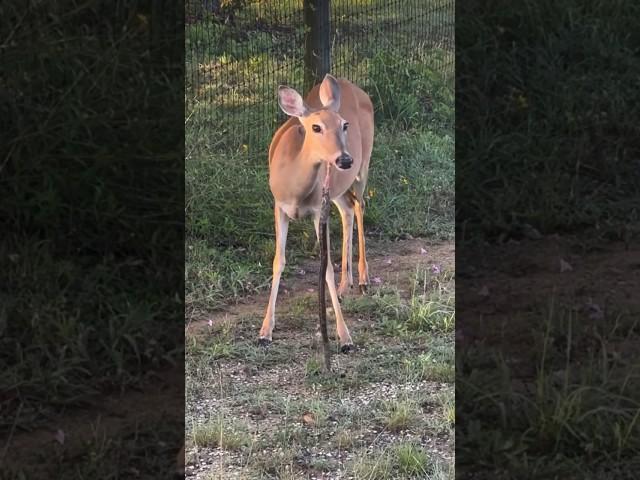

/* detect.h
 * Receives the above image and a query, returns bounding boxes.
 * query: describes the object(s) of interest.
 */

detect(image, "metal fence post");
[304,0,330,94]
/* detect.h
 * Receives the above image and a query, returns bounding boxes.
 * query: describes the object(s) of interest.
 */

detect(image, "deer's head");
[277,74,353,170]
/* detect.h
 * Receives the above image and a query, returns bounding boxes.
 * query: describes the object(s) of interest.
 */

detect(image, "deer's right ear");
[278,86,307,117]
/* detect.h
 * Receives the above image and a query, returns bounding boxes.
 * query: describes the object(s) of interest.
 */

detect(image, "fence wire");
[186,0,454,153]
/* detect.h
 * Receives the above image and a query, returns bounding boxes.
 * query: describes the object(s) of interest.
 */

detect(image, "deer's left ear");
[319,74,341,112]
[278,86,308,117]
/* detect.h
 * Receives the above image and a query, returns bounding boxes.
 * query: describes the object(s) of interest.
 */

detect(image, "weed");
[394,443,431,476]
[349,443,448,480]
[344,266,455,337]
[289,292,317,317]
[187,331,235,360]
[349,451,394,480]
[191,417,250,450]
[412,352,455,383]
[381,399,420,433]
[250,449,297,478]
[428,389,455,433]
[407,266,455,334]
[274,425,306,448]
[334,428,359,450]
[305,357,323,378]
[429,459,455,480]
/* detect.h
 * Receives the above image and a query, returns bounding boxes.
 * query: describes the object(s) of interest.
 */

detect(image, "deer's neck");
[270,143,324,213]
[289,147,323,199]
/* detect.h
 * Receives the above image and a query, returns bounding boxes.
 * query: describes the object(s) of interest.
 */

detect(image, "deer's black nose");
[336,154,353,169]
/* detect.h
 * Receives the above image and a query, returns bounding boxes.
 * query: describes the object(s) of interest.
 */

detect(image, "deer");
[258,73,374,353]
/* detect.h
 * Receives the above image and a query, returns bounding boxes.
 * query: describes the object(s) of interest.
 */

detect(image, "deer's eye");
[343,122,349,131]
[312,124,322,133]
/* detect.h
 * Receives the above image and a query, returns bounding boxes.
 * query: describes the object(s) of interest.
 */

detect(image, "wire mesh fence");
[186,0,454,154]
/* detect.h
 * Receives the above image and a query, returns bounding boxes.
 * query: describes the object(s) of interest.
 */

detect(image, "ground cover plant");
[1,2,184,477]
[185,241,455,479]
[456,1,640,477]
[185,1,455,477]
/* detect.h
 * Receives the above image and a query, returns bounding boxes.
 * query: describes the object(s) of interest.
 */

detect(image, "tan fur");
[259,75,374,347]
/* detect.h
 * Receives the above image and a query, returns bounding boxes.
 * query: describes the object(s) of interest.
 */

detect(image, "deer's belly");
[279,202,317,220]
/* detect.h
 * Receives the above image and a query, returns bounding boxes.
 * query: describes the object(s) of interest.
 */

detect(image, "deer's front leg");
[259,205,289,345]
[314,214,354,352]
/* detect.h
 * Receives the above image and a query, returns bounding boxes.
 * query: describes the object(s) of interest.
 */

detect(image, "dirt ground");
[8,235,636,478]
[1,366,184,478]
[187,238,454,335]
[457,235,640,355]
[455,233,640,478]
[185,238,455,479]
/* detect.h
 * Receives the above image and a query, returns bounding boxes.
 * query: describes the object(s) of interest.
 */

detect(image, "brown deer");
[258,74,374,352]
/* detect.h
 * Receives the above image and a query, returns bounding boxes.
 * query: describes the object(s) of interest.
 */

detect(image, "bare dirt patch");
[186,238,455,479]
[187,238,454,335]
[456,235,640,478]
[457,237,640,353]
[2,366,184,478]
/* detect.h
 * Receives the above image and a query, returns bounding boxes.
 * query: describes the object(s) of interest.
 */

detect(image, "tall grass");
[457,302,640,476]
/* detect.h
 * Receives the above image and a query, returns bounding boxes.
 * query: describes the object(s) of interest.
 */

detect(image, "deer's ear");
[277,86,308,117]
[319,74,341,112]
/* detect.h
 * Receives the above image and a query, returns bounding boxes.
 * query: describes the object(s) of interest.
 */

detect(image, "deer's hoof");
[359,284,368,295]
[337,285,350,299]
[340,344,355,354]
[257,337,272,348]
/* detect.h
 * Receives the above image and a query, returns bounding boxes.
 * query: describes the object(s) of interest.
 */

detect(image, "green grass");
[342,265,455,338]
[186,60,454,314]
[457,296,640,477]
[380,399,420,432]
[191,417,251,450]
[349,451,395,480]
[457,0,640,241]
[395,443,431,477]
[348,442,450,480]
[185,1,454,316]
[414,352,455,383]
[1,3,184,465]
[428,389,455,434]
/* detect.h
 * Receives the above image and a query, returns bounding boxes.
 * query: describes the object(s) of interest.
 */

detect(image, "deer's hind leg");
[333,193,356,298]
[351,181,370,295]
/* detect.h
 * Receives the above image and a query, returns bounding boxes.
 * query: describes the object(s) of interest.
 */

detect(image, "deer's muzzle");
[335,154,353,170]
